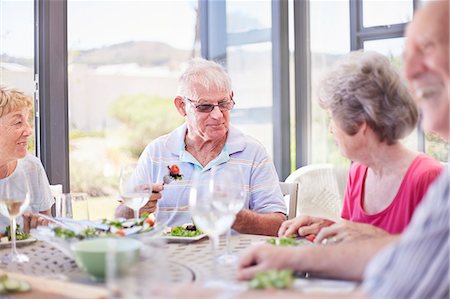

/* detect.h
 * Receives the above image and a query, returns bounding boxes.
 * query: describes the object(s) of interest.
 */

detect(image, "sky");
[1,0,413,59]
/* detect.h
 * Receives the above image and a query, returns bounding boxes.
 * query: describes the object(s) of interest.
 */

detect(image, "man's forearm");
[232,209,286,236]
[295,235,398,280]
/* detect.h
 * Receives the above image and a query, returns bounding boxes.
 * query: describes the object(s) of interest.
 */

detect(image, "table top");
[0,234,268,283]
[0,234,358,297]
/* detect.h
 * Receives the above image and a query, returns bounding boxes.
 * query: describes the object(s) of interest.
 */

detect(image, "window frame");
[34,0,421,190]
[349,0,424,152]
[35,0,70,192]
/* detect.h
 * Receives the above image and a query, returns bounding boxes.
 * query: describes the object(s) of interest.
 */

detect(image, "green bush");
[109,94,184,158]
[70,158,118,197]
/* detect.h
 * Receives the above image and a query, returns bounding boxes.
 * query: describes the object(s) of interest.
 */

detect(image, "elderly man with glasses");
[116,58,286,236]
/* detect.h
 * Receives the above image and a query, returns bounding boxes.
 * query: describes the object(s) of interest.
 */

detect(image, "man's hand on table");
[237,244,300,280]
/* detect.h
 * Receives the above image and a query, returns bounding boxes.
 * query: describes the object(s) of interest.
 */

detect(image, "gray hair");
[177,58,232,99]
[318,51,418,145]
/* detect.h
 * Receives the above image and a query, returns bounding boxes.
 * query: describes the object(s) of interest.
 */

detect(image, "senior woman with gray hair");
[279,51,442,243]
[116,58,286,236]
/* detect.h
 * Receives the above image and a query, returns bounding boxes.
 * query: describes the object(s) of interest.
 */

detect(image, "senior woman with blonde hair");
[0,87,53,233]
[279,51,442,243]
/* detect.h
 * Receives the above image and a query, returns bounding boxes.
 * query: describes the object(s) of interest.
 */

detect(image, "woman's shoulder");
[19,154,44,169]
[410,153,444,173]
[406,153,444,183]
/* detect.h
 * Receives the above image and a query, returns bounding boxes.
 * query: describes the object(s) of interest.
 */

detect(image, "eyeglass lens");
[196,102,233,112]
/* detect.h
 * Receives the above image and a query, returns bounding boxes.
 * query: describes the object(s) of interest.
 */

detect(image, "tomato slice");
[305,234,316,242]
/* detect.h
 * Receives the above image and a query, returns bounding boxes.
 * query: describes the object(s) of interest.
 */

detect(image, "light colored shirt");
[0,154,54,232]
[363,165,449,298]
[342,154,443,233]
[136,124,286,226]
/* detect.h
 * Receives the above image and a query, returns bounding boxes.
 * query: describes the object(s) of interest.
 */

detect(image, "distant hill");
[69,41,192,67]
[0,54,33,68]
[1,41,192,68]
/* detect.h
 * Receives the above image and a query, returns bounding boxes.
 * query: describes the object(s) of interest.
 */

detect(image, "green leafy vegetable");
[53,227,100,240]
[266,235,299,246]
[249,270,294,290]
[168,226,203,237]
[0,274,31,294]
[5,225,30,241]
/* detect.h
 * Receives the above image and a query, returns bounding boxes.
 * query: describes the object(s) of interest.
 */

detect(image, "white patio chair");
[50,184,63,217]
[285,164,348,221]
[279,182,298,220]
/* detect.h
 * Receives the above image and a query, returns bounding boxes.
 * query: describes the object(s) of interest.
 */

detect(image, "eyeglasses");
[184,97,235,113]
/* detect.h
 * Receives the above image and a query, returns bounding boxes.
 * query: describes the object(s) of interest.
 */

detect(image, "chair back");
[285,164,347,221]
[279,182,298,220]
[49,184,63,217]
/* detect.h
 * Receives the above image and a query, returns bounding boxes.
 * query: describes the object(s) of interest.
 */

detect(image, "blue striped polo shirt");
[363,166,449,298]
[136,124,286,226]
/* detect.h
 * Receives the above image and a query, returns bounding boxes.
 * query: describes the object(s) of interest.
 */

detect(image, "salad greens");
[168,225,203,237]
[266,235,311,246]
[249,270,294,290]
[0,274,31,294]
[53,212,155,240]
[53,227,100,240]
[4,225,30,241]
[101,212,151,229]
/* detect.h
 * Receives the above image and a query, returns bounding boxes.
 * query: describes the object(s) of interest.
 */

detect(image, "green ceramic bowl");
[71,238,141,281]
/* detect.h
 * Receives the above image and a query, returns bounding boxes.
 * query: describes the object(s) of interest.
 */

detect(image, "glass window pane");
[363,37,405,59]
[310,0,351,167]
[68,0,198,220]
[227,42,273,156]
[363,38,406,85]
[226,1,271,34]
[0,0,35,153]
[363,0,413,27]
[426,133,449,163]
[226,1,273,157]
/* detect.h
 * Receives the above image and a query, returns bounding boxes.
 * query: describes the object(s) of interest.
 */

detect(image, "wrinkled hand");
[237,244,297,281]
[315,220,389,244]
[138,183,163,216]
[278,215,334,237]
[22,212,51,233]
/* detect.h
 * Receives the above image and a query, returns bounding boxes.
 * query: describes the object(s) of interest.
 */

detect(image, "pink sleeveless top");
[341,154,443,234]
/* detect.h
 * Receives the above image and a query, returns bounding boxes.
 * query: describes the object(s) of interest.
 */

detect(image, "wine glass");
[0,168,31,264]
[119,163,152,221]
[213,164,247,264]
[189,168,237,270]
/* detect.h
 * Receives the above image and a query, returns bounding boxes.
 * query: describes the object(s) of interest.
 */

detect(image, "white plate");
[161,233,208,243]
[0,237,37,248]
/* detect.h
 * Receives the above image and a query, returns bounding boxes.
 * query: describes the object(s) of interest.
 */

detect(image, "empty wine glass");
[189,168,237,270]
[213,164,247,264]
[0,168,31,264]
[119,163,152,221]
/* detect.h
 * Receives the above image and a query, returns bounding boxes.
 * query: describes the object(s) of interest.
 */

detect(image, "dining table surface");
[0,233,358,298]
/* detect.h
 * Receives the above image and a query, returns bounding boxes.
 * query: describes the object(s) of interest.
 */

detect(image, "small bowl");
[71,238,141,281]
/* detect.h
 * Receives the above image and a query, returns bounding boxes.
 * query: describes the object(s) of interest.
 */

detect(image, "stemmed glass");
[0,168,31,264]
[213,164,247,264]
[189,167,238,268]
[118,163,179,237]
[119,163,152,221]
